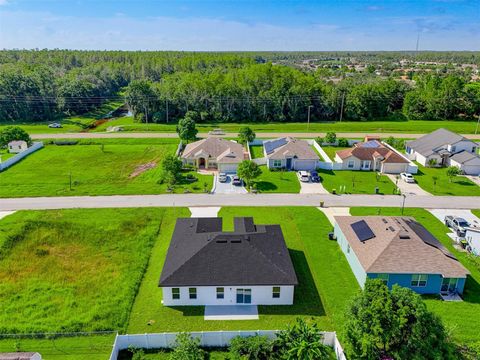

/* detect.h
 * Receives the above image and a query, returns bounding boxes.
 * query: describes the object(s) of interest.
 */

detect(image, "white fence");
[0,142,43,171]
[109,330,346,360]
[175,141,183,157]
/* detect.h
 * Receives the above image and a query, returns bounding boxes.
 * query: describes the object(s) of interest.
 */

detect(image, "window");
[362,160,371,169]
[472,147,477,154]
[172,288,180,300]
[273,160,282,167]
[189,287,197,299]
[411,274,428,287]
[216,287,224,299]
[377,274,389,286]
[347,160,355,169]
[450,145,456,153]
[272,287,281,298]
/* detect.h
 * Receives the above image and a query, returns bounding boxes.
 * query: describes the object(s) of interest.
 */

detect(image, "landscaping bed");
[413,163,480,196]
[0,139,212,197]
[350,207,480,345]
[319,169,397,195]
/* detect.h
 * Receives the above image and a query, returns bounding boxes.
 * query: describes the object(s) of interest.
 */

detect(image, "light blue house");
[334,216,469,296]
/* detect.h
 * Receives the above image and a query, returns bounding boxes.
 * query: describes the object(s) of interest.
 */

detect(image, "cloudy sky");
[0,0,479,51]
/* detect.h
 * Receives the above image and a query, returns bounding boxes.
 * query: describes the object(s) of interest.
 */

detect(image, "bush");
[337,138,349,147]
[229,335,273,360]
[170,333,206,360]
[324,132,336,144]
[0,126,32,147]
[315,136,323,145]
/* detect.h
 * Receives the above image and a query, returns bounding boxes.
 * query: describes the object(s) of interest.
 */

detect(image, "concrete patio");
[204,305,259,321]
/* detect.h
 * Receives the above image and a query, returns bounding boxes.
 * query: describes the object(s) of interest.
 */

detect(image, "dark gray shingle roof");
[159,217,298,287]
[406,128,471,157]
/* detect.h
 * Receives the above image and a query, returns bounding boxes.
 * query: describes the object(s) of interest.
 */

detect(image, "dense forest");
[0,50,479,123]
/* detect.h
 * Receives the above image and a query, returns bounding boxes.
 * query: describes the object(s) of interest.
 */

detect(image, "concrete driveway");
[429,209,480,229]
[213,174,247,194]
[465,175,480,187]
[297,173,329,194]
[386,174,431,196]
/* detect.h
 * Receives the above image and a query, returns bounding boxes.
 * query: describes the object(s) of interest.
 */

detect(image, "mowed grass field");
[0,139,213,197]
[319,169,397,195]
[253,166,301,193]
[350,207,480,345]
[414,163,480,196]
[0,208,172,334]
[127,207,359,335]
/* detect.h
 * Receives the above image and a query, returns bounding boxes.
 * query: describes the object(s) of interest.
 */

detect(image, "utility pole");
[401,194,407,215]
[339,91,345,122]
[307,105,313,131]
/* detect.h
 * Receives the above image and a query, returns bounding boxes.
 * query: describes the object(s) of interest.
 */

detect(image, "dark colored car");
[310,171,320,183]
[232,176,243,186]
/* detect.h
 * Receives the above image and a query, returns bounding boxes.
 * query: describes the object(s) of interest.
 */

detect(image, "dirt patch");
[129,162,157,178]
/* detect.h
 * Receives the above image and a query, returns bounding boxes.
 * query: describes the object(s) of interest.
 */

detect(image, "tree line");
[0,50,479,123]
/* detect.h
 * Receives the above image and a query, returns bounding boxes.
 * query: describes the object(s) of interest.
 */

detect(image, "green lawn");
[249,144,264,159]
[127,207,359,335]
[319,170,397,195]
[320,146,350,162]
[0,208,170,333]
[350,207,480,345]
[414,163,480,196]
[252,166,300,193]
[0,148,15,162]
[0,335,115,360]
[0,139,212,197]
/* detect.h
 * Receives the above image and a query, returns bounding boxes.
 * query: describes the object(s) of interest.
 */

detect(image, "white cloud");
[0,0,9,5]
[0,9,477,51]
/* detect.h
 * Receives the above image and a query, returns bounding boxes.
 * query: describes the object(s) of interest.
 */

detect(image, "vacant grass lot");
[320,146,350,162]
[0,208,170,333]
[253,166,300,193]
[249,144,264,159]
[350,207,480,345]
[414,163,480,196]
[91,119,480,134]
[127,207,359,335]
[0,335,115,360]
[0,139,212,197]
[319,170,397,195]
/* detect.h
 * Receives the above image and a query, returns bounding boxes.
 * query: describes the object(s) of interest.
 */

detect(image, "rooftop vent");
[382,218,388,224]
[388,226,395,232]
[399,232,411,239]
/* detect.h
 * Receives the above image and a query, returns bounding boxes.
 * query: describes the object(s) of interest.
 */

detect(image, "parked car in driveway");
[309,171,320,183]
[298,171,310,182]
[445,216,470,236]
[400,172,415,183]
[218,173,228,183]
[48,122,62,128]
[232,176,243,186]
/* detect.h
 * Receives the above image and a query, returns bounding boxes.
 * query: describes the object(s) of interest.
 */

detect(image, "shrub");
[315,136,324,145]
[324,132,337,144]
[170,333,206,360]
[0,126,32,147]
[337,138,349,147]
[229,335,273,360]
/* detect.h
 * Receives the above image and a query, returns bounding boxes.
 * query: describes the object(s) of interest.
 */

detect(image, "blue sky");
[0,0,479,50]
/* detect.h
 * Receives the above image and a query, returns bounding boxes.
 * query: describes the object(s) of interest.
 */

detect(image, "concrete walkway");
[189,207,221,218]
[318,207,350,225]
[0,211,15,221]
[386,175,431,196]
[1,194,480,211]
[465,175,480,187]
[204,305,259,320]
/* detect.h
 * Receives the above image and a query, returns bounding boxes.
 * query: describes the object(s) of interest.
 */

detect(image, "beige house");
[264,137,319,171]
[7,140,28,154]
[181,137,245,173]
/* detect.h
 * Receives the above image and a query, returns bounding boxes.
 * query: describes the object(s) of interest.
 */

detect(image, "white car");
[218,173,227,183]
[298,171,310,182]
[48,122,63,128]
[400,173,415,183]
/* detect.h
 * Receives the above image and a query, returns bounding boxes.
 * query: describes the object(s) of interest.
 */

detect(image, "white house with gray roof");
[263,137,319,171]
[406,128,480,174]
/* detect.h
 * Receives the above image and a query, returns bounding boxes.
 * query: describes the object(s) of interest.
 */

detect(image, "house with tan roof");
[181,137,246,173]
[263,137,319,171]
[334,139,411,174]
[334,216,469,296]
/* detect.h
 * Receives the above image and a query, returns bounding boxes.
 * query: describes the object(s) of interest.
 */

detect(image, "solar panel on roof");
[351,220,376,242]
[264,138,288,155]
[362,140,381,148]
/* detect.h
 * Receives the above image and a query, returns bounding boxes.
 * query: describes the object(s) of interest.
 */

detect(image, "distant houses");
[159,217,298,306]
[7,140,28,154]
[334,216,469,296]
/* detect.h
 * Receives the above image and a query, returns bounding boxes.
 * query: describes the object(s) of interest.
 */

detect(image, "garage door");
[218,163,238,174]
[293,160,317,171]
[463,165,480,176]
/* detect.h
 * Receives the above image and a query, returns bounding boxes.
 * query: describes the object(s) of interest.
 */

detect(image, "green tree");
[237,160,262,189]
[446,166,460,182]
[0,126,31,147]
[344,279,456,360]
[125,80,159,122]
[176,112,199,142]
[229,335,273,360]
[170,333,206,360]
[325,132,337,144]
[161,154,183,181]
[337,138,349,147]
[238,126,256,145]
[275,318,331,360]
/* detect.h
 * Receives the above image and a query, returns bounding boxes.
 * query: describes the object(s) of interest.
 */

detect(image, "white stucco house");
[405,128,480,174]
[7,140,28,154]
[181,137,245,173]
[465,228,480,256]
[159,217,298,306]
[334,139,414,174]
[263,137,319,171]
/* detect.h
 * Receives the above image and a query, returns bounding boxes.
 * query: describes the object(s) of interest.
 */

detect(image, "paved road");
[30,132,480,140]
[1,193,479,211]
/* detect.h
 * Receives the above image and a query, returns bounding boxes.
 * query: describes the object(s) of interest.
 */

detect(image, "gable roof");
[8,140,27,146]
[450,150,480,165]
[336,140,409,164]
[334,216,469,278]
[406,128,474,157]
[264,137,319,160]
[182,138,244,164]
[159,217,298,287]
